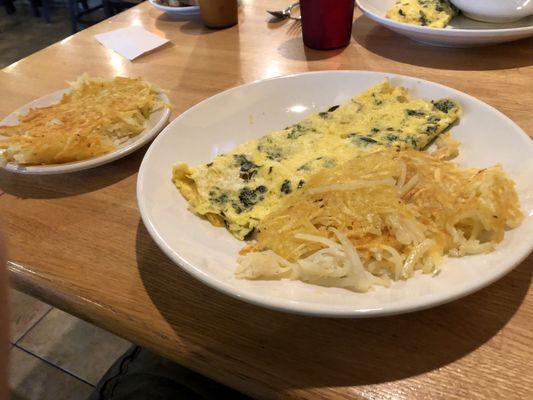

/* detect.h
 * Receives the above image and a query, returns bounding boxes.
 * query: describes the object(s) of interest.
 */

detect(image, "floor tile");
[9,346,93,400]
[0,2,106,69]
[9,289,52,343]
[18,308,131,385]
[0,5,71,69]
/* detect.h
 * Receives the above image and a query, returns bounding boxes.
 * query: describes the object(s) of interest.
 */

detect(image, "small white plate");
[357,0,533,47]
[148,0,200,16]
[0,89,170,175]
[137,71,533,318]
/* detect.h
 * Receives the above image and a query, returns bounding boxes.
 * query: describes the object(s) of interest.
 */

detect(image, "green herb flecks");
[372,93,383,106]
[257,137,284,162]
[349,133,379,147]
[209,190,229,205]
[238,185,268,210]
[419,10,429,26]
[297,162,311,172]
[286,124,312,139]
[406,109,426,117]
[322,158,336,168]
[234,154,260,181]
[280,180,292,194]
[432,99,456,114]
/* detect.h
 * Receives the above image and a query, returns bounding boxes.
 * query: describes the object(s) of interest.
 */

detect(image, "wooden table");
[1,1,532,398]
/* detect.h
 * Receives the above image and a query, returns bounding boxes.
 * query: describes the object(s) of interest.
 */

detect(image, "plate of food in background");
[0,74,170,175]
[137,70,533,317]
[148,0,200,16]
[357,0,533,47]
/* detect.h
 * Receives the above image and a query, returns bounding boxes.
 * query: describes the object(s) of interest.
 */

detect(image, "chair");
[1,0,16,15]
[1,0,47,20]
[68,0,141,33]
[68,0,106,32]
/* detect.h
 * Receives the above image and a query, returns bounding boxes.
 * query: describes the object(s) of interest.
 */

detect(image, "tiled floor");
[9,347,94,400]
[3,5,130,398]
[9,289,131,399]
[0,0,106,69]
[8,290,51,343]
[0,2,72,68]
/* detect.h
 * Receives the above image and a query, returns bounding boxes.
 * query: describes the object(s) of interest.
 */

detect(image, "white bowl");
[148,0,200,16]
[450,0,533,23]
[357,0,533,47]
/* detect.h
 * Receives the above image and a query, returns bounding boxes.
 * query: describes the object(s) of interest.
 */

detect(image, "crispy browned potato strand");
[0,74,165,165]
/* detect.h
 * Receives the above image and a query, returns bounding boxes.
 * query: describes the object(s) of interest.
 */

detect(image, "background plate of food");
[0,74,170,174]
[357,0,533,47]
[137,70,533,317]
[148,0,200,16]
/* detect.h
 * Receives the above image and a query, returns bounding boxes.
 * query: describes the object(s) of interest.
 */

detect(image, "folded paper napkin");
[95,26,169,60]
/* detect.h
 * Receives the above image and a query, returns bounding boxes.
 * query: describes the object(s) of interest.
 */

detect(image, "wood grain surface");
[1,1,532,399]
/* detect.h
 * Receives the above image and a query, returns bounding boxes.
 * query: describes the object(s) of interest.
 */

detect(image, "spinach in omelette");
[173,80,461,239]
[386,0,458,28]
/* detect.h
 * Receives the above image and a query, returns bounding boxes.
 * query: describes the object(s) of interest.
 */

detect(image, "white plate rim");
[356,0,533,36]
[137,70,533,318]
[0,89,170,175]
[148,0,200,15]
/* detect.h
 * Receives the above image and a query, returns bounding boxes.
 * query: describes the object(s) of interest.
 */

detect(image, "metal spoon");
[267,2,300,20]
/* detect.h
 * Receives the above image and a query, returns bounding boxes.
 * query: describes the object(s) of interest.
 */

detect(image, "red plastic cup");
[300,0,355,50]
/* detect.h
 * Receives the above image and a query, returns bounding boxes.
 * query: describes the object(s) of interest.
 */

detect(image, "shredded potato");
[0,74,165,165]
[236,149,523,292]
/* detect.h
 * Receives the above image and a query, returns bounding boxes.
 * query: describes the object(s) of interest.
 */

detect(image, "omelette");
[173,80,461,240]
[386,0,457,28]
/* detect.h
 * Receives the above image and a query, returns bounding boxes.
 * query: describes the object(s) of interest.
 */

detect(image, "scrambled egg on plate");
[173,80,461,239]
[386,0,457,28]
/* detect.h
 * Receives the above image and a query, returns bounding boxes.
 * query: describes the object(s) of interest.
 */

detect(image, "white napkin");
[95,26,169,60]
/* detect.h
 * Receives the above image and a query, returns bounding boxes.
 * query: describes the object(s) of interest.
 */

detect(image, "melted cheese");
[173,80,461,239]
[386,0,457,28]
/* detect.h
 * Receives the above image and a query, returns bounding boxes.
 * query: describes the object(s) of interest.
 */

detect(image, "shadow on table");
[352,15,533,71]
[136,220,532,392]
[277,37,347,61]
[0,146,147,199]
[267,17,291,30]
[135,41,176,62]
[148,8,199,22]
[153,6,248,36]
[150,8,211,36]
[153,15,244,98]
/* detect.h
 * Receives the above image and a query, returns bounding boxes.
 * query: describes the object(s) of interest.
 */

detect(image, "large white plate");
[148,0,200,16]
[0,89,170,175]
[137,71,533,318]
[357,0,533,47]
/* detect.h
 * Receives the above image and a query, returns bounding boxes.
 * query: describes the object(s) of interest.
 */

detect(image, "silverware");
[267,2,300,20]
